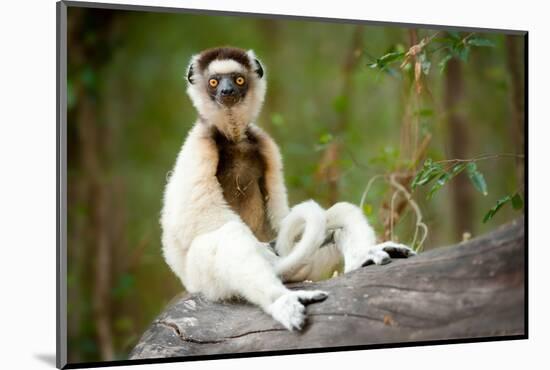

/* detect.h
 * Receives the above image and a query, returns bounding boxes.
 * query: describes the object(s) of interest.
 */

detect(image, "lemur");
[161,47,415,331]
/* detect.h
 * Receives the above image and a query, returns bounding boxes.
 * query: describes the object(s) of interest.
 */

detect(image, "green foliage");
[466,162,488,196]
[419,52,431,75]
[413,159,520,224]
[467,37,496,47]
[412,159,489,200]
[427,162,468,199]
[435,33,495,73]
[367,51,405,70]
[414,108,434,117]
[362,203,373,215]
[483,193,523,223]
[411,158,444,189]
[438,54,453,74]
[511,192,524,209]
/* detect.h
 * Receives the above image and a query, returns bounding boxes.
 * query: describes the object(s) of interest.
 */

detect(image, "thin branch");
[388,173,428,251]
[435,153,525,165]
[359,174,385,209]
[390,191,400,241]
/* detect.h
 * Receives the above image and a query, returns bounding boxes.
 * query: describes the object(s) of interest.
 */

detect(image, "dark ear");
[187,64,195,84]
[253,59,264,78]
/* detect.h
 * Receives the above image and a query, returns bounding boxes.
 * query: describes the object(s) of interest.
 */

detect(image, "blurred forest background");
[66,6,525,363]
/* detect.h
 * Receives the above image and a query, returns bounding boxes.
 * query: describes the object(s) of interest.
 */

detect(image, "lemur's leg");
[326,202,416,273]
[184,221,328,331]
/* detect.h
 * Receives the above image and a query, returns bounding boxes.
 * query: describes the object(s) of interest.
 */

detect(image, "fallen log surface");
[130,218,525,359]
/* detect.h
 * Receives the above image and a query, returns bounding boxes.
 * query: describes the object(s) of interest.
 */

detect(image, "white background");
[0,0,547,369]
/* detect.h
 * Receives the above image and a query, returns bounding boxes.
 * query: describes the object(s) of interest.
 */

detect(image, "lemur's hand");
[267,290,328,331]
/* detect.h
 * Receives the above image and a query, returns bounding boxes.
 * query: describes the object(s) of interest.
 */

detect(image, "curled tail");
[274,200,326,279]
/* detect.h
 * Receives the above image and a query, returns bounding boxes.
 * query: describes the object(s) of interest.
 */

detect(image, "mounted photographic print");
[57,1,527,368]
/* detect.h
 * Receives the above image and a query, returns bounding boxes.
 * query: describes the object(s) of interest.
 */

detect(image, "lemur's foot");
[361,241,416,267]
[375,241,417,258]
[360,249,391,267]
[267,290,328,331]
[344,241,416,271]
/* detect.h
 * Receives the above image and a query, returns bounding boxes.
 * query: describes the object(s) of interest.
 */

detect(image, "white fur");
[274,200,326,280]
[161,49,415,331]
[207,59,246,75]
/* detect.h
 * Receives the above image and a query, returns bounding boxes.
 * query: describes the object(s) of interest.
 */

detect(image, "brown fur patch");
[197,47,252,73]
[212,127,275,242]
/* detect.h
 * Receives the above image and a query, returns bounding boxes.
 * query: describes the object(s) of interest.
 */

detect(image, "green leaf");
[439,54,453,74]
[427,162,467,199]
[411,159,444,190]
[378,51,405,65]
[415,108,434,117]
[363,203,373,216]
[419,53,431,75]
[483,192,524,223]
[467,38,495,47]
[483,195,512,223]
[466,162,488,196]
[432,37,458,45]
[511,193,523,210]
[318,132,333,145]
[448,31,461,41]
[457,44,470,62]
[368,51,405,70]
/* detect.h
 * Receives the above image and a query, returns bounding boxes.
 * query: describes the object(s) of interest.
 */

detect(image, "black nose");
[220,87,236,96]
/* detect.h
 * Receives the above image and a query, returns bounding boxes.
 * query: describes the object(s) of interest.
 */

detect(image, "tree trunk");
[318,26,364,205]
[130,218,524,359]
[67,8,118,361]
[505,35,525,188]
[444,56,474,239]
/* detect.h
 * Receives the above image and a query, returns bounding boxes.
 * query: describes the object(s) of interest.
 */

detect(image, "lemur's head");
[186,47,266,141]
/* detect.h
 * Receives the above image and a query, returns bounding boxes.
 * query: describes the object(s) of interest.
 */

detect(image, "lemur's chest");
[214,130,275,242]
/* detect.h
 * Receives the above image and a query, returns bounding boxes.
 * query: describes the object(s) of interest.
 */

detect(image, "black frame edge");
[57,1,68,369]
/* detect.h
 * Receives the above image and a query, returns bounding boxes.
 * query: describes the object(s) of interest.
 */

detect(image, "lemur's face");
[186,47,266,140]
[186,47,265,110]
[206,69,249,108]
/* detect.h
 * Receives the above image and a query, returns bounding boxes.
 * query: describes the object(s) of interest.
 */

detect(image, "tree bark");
[444,56,474,239]
[317,26,364,205]
[130,218,524,360]
[505,35,525,188]
[67,8,118,361]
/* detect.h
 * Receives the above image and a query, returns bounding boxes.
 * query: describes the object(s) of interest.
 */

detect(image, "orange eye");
[209,78,218,88]
[235,76,245,86]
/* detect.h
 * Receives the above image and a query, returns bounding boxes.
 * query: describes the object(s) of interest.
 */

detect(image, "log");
[130,218,525,360]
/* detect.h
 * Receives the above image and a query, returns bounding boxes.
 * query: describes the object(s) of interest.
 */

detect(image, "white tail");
[274,200,326,279]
